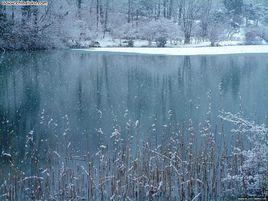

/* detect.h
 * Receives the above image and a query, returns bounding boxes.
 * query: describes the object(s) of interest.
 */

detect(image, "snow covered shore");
[75,45,268,56]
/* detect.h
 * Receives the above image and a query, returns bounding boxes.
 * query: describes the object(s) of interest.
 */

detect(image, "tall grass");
[1,111,267,201]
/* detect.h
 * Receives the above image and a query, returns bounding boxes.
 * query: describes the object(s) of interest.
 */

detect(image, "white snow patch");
[134,40,150,47]
[74,45,268,56]
[1,152,11,158]
[21,176,44,182]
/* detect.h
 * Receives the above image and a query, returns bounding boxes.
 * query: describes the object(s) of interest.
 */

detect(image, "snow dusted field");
[76,45,268,56]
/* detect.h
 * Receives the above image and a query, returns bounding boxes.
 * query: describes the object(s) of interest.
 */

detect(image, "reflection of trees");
[75,54,114,151]
[103,55,112,108]
[184,56,193,116]
[0,52,264,171]
[0,108,9,153]
[127,68,153,121]
[96,68,103,110]
[220,58,241,99]
[0,59,9,153]
[15,56,41,159]
[200,57,210,88]
[219,56,257,99]
[161,75,167,122]
[0,52,41,161]
[176,56,194,121]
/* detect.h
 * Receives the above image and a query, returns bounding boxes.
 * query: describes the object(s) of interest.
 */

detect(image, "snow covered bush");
[0,19,51,50]
[156,37,167,47]
[112,23,139,41]
[111,19,181,47]
[127,39,134,47]
[207,10,229,46]
[220,112,268,198]
[0,1,66,50]
[245,26,267,45]
[139,18,182,46]
[119,39,134,47]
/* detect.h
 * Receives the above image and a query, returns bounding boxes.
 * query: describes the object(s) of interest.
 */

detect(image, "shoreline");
[75,45,268,56]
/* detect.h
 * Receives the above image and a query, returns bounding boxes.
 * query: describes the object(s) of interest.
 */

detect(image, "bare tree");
[103,0,109,37]
[181,0,200,44]
[200,0,212,40]
[77,0,82,19]
[127,0,132,23]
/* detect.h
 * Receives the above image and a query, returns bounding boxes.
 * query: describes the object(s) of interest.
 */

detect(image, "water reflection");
[0,51,268,162]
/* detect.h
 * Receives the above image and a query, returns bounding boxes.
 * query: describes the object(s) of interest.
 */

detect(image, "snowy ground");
[75,45,268,56]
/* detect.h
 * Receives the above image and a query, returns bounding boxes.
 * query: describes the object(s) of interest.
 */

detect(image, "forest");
[0,0,268,49]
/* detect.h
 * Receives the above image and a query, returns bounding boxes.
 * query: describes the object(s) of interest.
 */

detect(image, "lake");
[0,51,268,200]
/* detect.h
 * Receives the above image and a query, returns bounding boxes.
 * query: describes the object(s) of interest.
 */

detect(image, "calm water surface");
[0,50,268,168]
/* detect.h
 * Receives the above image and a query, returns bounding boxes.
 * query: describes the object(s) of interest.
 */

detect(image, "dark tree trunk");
[157,2,161,19]
[168,0,173,19]
[77,0,82,19]
[103,0,109,38]
[127,0,131,23]
[96,0,99,28]
[163,0,167,18]
[184,33,191,44]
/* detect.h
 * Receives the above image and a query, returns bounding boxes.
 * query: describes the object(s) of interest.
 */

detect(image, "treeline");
[0,0,268,49]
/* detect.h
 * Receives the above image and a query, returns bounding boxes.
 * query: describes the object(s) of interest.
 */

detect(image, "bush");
[245,27,266,45]
[0,17,58,50]
[156,37,167,47]
[120,39,134,47]
[139,19,182,45]
[245,31,257,44]
[127,39,134,47]
[90,41,101,47]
